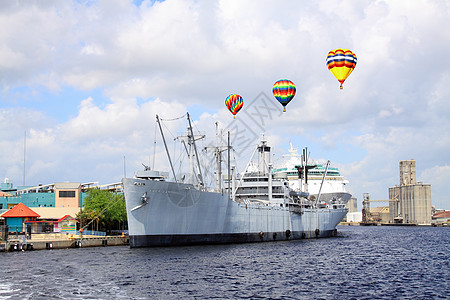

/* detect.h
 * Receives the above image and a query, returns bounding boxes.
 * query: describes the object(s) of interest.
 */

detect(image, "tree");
[77,189,127,233]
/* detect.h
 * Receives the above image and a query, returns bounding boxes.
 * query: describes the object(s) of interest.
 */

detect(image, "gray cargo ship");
[122,113,348,247]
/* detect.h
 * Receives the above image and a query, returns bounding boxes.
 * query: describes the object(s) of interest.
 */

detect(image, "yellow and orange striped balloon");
[326,49,357,89]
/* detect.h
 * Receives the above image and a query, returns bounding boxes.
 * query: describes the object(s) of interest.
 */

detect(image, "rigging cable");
[152,121,157,170]
[80,192,124,232]
[159,113,187,122]
[161,120,177,141]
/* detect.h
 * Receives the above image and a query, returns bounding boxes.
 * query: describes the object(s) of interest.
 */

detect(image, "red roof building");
[1,203,40,233]
[1,202,40,218]
[432,211,450,224]
[26,214,78,233]
[432,211,450,219]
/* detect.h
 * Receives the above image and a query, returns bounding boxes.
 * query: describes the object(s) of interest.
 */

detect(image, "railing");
[0,226,107,241]
[28,230,106,239]
[30,232,70,240]
[235,190,284,195]
[82,230,106,236]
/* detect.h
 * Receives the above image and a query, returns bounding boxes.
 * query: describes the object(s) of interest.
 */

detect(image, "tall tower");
[400,160,416,186]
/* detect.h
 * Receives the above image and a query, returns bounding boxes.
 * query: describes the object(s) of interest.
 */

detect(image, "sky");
[1,0,449,210]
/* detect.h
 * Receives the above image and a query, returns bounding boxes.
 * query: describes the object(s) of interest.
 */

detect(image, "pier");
[0,234,129,252]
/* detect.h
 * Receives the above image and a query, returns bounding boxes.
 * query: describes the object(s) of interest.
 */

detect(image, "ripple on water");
[1,227,449,299]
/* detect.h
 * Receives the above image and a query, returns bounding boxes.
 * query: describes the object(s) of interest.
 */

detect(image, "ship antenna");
[152,121,157,170]
[156,114,177,182]
[305,147,308,185]
[227,130,231,198]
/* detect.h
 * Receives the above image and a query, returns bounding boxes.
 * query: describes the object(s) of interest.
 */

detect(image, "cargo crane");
[361,193,399,225]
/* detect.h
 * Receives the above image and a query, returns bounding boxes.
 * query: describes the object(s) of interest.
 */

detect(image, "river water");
[0,226,448,299]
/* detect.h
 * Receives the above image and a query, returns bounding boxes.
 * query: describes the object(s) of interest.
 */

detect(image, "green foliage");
[77,189,127,233]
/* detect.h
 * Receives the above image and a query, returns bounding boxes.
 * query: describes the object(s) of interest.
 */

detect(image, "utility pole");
[23,131,26,186]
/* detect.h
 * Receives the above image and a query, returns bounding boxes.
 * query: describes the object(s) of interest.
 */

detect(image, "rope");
[80,191,124,232]
[159,113,187,121]
[161,120,177,140]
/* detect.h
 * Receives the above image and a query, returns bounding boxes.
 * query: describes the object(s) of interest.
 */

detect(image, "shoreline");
[0,235,129,252]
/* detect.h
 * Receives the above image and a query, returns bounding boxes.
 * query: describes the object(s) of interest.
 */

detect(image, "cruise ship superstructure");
[273,144,352,205]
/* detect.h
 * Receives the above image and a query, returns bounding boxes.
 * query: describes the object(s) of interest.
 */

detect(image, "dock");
[0,234,129,252]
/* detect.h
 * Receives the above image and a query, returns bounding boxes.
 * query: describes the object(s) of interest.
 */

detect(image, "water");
[1,226,449,299]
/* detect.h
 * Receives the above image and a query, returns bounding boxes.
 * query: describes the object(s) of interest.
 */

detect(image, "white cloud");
[421,165,450,210]
[0,0,449,209]
[0,96,187,185]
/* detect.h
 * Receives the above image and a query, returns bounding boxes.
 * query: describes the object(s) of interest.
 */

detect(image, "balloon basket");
[340,85,343,90]
[283,108,286,112]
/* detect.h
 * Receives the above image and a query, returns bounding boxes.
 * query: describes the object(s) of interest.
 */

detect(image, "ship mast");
[295,147,316,194]
[215,123,222,191]
[156,114,177,182]
[186,112,205,187]
[302,148,308,193]
[227,131,231,197]
[206,123,231,193]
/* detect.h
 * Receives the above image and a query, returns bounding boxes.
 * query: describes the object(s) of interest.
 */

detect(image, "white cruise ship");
[273,144,352,205]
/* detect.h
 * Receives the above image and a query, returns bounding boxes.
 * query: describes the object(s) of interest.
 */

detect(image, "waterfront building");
[1,203,80,234]
[346,211,362,223]
[27,214,78,234]
[0,179,122,212]
[431,211,450,225]
[388,160,431,225]
[1,203,40,233]
[56,215,78,232]
[1,181,91,210]
[1,179,123,235]
[369,206,390,224]
[346,197,358,213]
[0,180,82,210]
[339,197,358,223]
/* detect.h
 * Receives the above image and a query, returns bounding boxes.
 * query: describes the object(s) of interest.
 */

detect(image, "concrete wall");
[389,184,431,224]
[347,212,362,222]
[3,236,129,252]
[347,197,358,213]
[55,183,81,208]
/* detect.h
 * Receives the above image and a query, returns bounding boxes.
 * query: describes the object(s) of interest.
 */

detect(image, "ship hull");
[129,230,340,247]
[123,178,347,248]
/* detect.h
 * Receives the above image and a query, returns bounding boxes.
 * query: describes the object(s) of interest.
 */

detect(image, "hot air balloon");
[225,94,243,118]
[326,49,357,89]
[272,79,296,112]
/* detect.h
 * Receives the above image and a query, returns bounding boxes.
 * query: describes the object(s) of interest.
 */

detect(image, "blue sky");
[1,0,449,210]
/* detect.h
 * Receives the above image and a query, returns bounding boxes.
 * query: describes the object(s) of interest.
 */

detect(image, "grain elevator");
[388,160,431,224]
